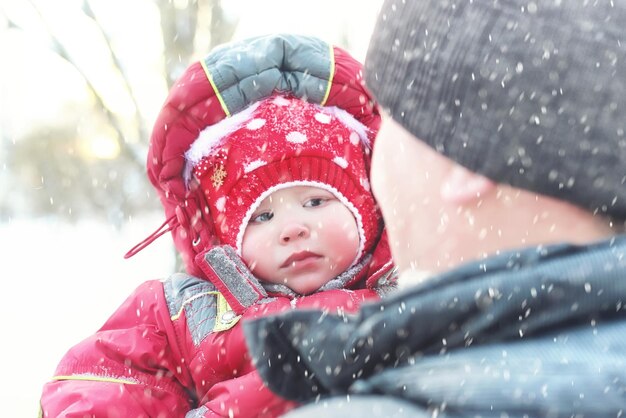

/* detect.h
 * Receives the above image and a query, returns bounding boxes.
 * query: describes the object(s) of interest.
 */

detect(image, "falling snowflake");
[361,177,370,191]
[333,156,348,168]
[244,159,266,173]
[215,197,226,212]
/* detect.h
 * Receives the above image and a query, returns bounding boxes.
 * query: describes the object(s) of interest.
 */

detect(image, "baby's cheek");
[328,221,359,244]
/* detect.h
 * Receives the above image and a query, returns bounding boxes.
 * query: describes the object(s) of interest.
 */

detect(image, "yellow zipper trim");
[171,291,219,321]
[320,43,335,106]
[51,375,138,385]
[200,59,231,117]
[213,292,241,332]
[170,290,239,332]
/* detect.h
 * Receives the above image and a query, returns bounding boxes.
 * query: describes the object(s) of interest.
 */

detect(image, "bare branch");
[81,0,150,144]
[23,0,145,171]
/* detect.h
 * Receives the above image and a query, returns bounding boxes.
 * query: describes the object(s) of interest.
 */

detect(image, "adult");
[244,1,626,416]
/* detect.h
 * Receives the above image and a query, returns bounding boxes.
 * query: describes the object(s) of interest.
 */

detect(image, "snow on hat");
[185,95,382,261]
[365,0,626,220]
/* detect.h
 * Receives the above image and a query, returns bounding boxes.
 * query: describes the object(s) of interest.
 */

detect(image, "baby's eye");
[251,211,273,223]
[304,198,326,208]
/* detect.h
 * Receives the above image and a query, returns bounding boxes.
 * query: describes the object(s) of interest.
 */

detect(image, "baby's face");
[241,186,359,295]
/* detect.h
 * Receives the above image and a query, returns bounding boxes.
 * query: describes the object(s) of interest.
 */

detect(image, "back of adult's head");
[365,0,626,222]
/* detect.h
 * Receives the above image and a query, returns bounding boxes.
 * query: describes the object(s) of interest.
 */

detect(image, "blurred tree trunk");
[157,0,198,88]
[157,0,237,88]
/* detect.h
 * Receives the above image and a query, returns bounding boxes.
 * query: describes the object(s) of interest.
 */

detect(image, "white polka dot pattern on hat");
[187,95,380,260]
[272,96,291,106]
[314,112,332,124]
[194,160,211,177]
[246,118,266,130]
[286,131,308,144]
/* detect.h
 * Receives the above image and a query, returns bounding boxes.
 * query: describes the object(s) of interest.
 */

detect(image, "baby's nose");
[280,223,309,243]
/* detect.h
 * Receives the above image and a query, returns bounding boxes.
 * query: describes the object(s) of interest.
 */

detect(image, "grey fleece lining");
[163,273,218,345]
[185,406,209,418]
[204,246,267,308]
[261,254,372,296]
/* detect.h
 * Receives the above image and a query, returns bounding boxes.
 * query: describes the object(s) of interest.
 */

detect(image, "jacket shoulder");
[162,273,239,344]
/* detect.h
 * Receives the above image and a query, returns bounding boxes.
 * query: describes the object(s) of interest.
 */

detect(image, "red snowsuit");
[40,246,394,417]
[40,34,394,417]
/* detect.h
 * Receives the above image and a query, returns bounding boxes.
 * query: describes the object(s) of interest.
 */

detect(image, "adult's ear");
[440,165,495,204]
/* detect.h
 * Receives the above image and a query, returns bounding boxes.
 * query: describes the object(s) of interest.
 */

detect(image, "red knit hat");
[185,95,382,262]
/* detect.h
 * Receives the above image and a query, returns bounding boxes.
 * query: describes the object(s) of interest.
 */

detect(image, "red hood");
[145,34,382,279]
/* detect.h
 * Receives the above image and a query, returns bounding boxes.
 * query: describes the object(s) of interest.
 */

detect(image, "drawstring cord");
[124,214,177,259]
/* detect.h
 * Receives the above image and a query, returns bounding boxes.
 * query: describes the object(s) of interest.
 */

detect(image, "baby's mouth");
[281,251,322,268]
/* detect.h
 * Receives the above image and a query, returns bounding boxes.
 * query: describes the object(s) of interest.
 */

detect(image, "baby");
[40,34,395,417]
[187,95,388,297]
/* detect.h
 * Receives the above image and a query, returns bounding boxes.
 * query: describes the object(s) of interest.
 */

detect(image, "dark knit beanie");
[365,0,626,220]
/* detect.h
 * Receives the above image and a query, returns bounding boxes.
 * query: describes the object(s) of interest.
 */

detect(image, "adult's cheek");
[370,118,419,272]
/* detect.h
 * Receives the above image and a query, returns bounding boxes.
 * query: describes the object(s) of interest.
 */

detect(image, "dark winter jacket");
[245,235,626,417]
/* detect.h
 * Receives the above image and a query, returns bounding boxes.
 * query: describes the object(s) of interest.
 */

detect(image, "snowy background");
[1,215,175,417]
[0,0,383,416]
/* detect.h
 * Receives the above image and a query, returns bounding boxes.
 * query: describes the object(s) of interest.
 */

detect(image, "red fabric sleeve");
[194,370,298,417]
[40,280,194,417]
